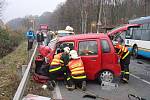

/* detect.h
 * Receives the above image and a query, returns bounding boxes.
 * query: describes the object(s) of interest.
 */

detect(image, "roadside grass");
[0,41,28,100]
[0,42,53,100]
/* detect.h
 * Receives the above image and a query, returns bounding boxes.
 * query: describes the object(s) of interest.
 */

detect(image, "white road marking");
[52,84,63,100]
[130,73,150,85]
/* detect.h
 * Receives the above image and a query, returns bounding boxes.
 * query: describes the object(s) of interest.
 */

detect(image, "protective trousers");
[120,61,129,80]
[49,66,69,82]
[27,39,34,51]
[73,78,86,88]
[49,69,62,81]
[64,67,73,87]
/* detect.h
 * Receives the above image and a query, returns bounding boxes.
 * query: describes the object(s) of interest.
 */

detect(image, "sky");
[2,0,66,23]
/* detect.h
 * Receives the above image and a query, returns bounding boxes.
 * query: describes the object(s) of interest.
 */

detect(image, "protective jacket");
[115,44,130,81]
[68,58,86,80]
[115,45,129,59]
[26,31,35,40]
[49,53,64,72]
[115,44,130,64]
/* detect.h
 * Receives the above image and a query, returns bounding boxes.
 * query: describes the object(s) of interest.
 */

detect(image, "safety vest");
[68,58,86,79]
[115,45,130,60]
[49,53,63,72]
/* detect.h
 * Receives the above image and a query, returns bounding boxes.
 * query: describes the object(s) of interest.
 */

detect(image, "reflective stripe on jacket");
[49,53,63,72]
[50,53,63,66]
[115,45,130,60]
[68,58,86,79]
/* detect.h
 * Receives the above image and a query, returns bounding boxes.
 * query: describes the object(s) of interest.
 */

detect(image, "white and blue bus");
[125,16,150,58]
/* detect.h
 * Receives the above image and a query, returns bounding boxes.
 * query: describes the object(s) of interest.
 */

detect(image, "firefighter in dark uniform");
[115,44,130,83]
[47,52,63,90]
[47,47,70,90]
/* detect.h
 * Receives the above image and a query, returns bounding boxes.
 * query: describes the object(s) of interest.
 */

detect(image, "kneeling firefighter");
[66,50,87,91]
[47,47,70,90]
[115,44,130,83]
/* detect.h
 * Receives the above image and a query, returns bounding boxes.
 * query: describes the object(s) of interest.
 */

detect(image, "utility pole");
[80,0,84,34]
[97,0,103,34]
[84,11,87,33]
[81,10,84,34]
[145,0,147,16]
[80,0,87,34]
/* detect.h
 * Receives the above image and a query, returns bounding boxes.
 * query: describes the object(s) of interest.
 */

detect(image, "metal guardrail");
[13,43,38,100]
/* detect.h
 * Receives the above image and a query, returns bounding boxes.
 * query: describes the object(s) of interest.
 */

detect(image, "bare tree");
[47,0,150,33]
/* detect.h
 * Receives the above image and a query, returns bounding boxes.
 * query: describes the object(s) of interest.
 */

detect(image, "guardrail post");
[22,65,27,77]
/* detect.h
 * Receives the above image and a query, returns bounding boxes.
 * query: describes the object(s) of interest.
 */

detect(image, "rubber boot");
[47,81,54,91]
[66,80,75,91]
[122,78,128,83]
[51,80,56,87]
[81,81,86,91]
[66,84,75,91]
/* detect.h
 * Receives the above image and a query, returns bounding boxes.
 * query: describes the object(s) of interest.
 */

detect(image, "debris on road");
[23,94,51,100]
[42,85,48,90]
[128,94,147,100]
[101,81,118,91]
[82,90,109,100]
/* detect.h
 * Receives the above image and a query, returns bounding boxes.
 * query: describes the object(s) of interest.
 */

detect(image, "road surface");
[55,57,150,100]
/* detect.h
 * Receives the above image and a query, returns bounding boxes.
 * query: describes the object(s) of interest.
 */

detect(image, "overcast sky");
[2,0,66,23]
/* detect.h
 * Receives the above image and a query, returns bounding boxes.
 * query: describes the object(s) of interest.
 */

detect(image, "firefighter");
[67,50,87,91]
[115,44,130,83]
[60,47,72,88]
[47,47,70,91]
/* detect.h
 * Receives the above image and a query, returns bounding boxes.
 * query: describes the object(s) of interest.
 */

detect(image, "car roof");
[58,33,108,42]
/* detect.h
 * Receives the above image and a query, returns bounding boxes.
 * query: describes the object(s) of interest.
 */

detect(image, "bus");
[126,16,150,58]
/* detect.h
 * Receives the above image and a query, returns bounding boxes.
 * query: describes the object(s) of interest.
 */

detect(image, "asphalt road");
[56,57,150,100]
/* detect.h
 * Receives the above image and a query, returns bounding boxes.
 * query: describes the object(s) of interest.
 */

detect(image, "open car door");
[107,24,141,36]
[107,24,141,45]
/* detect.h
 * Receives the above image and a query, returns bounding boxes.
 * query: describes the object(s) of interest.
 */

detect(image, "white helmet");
[69,50,80,59]
[65,26,74,31]
[63,47,70,54]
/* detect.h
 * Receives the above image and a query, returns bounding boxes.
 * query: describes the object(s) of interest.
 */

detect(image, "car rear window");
[78,40,98,56]
[101,40,110,53]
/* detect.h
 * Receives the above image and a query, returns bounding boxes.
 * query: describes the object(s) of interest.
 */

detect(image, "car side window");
[78,40,98,56]
[55,42,74,54]
[101,40,110,53]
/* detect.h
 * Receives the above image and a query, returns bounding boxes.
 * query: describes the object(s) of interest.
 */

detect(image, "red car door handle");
[90,58,97,61]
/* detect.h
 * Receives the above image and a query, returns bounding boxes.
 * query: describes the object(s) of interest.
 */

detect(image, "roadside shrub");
[0,28,24,58]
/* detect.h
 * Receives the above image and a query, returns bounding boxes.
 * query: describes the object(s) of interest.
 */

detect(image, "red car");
[47,33,121,83]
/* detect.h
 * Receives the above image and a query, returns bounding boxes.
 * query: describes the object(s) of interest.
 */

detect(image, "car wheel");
[98,70,114,84]
[132,46,138,58]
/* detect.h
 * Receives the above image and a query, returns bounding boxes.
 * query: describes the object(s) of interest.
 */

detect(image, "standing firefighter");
[47,47,70,90]
[67,50,87,91]
[115,44,130,83]
[26,29,35,51]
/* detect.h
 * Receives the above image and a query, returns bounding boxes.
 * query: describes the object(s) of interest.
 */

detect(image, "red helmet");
[38,45,51,57]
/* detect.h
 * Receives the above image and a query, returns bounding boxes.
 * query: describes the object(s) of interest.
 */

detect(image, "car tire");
[132,46,138,58]
[98,70,114,84]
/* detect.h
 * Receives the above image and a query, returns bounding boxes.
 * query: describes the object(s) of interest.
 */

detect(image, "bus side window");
[132,29,141,40]
[125,30,132,39]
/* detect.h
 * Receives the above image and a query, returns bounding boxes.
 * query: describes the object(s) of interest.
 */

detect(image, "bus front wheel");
[132,46,138,58]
